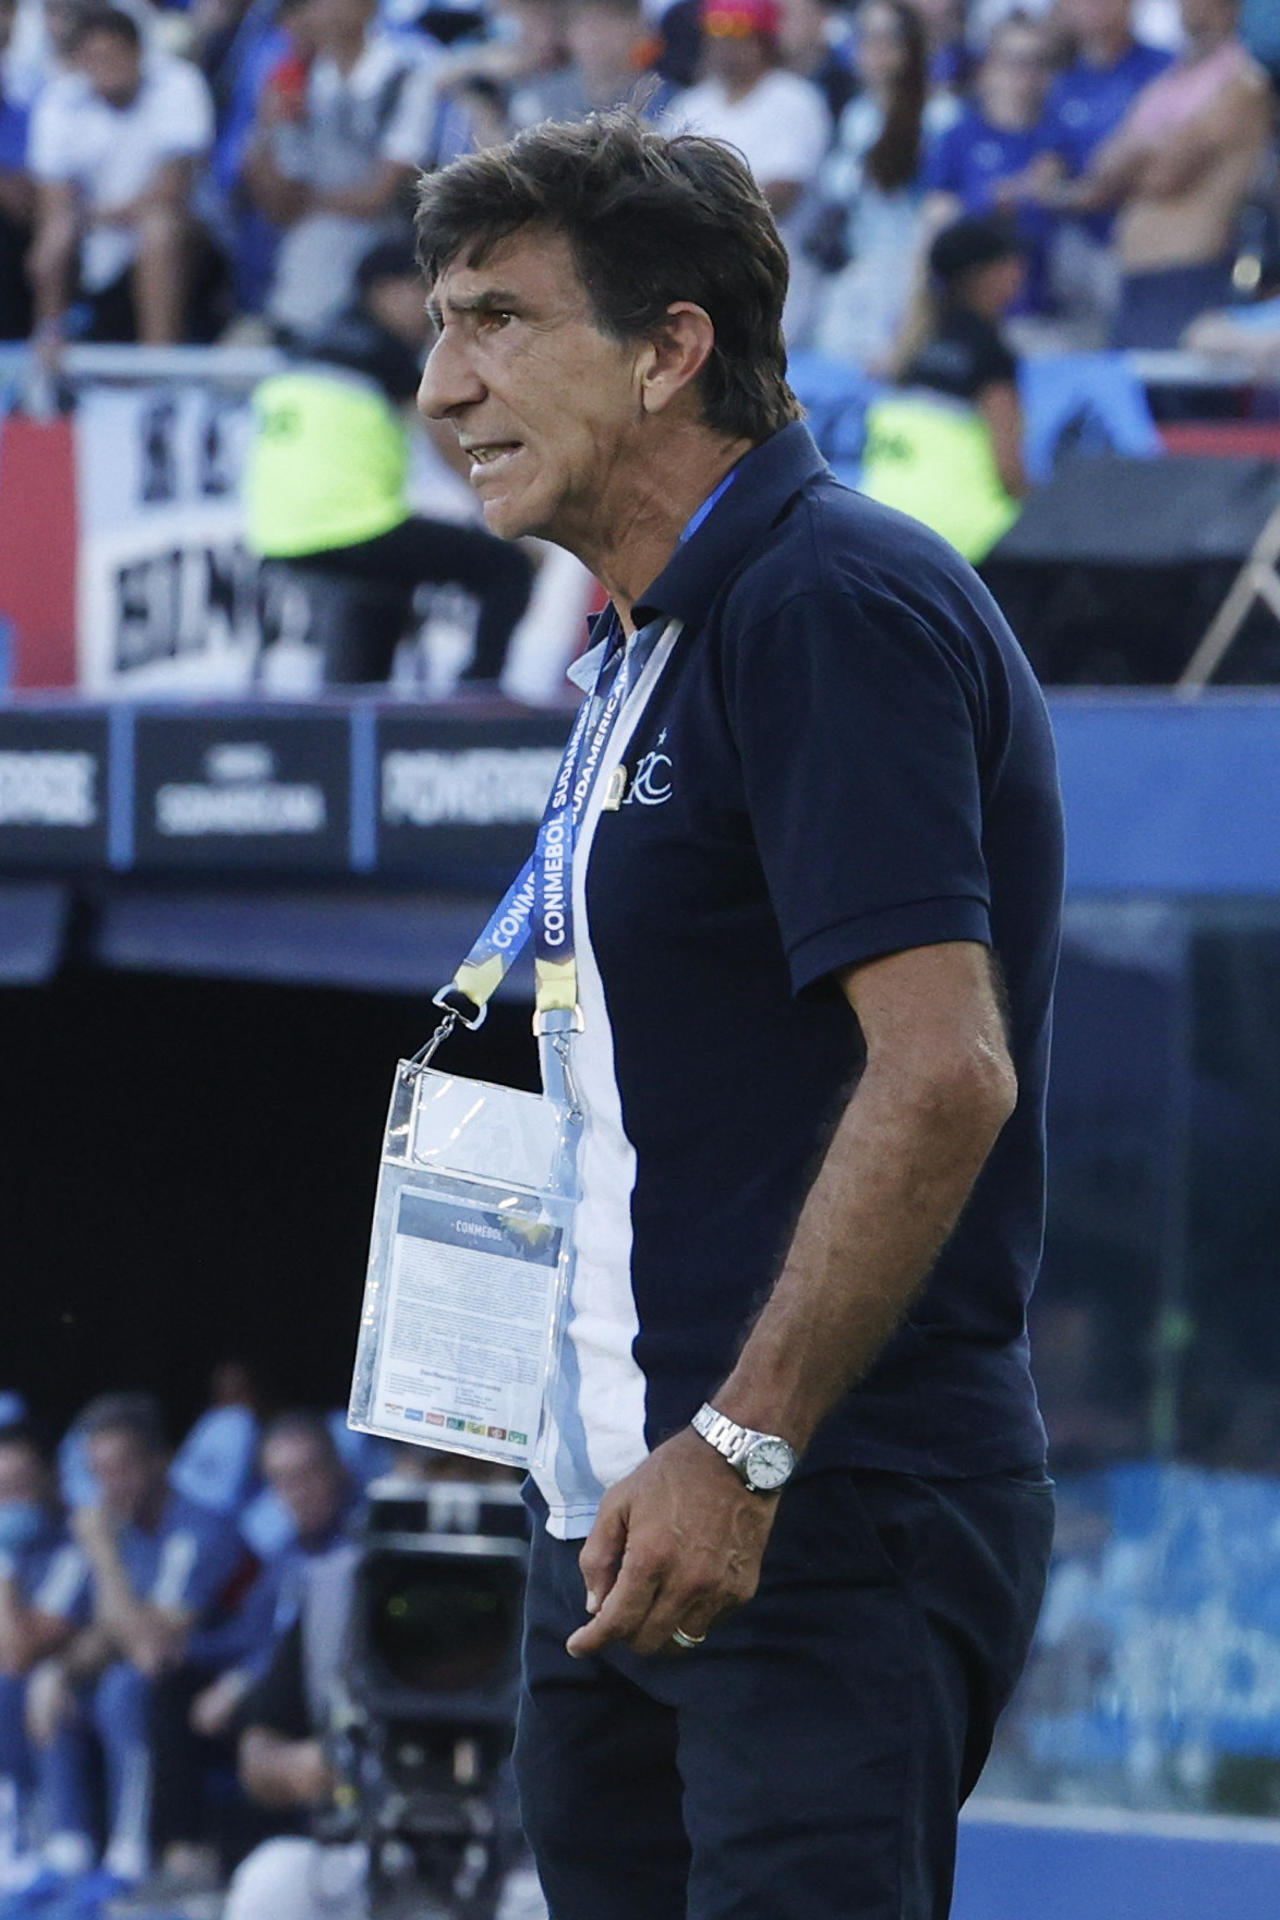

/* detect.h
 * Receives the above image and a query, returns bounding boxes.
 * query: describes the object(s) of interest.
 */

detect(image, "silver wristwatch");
[691,1403,798,1494]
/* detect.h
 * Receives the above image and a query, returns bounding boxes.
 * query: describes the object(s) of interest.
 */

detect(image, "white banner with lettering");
[76,385,260,697]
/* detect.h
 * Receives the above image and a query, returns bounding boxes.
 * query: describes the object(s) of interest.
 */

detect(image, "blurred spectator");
[143,1414,360,1883]
[246,238,534,689]
[810,0,956,369]
[922,11,1062,315]
[1241,0,1280,84]
[502,0,588,127]
[27,6,216,350]
[25,1394,247,1888]
[1037,0,1271,345]
[0,0,33,340]
[778,0,857,121]
[222,1544,365,1920]
[242,0,441,340]
[910,0,971,95]
[1042,0,1173,336]
[662,0,831,337]
[0,1428,88,1878]
[563,0,672,114]
[861,213,1028,559]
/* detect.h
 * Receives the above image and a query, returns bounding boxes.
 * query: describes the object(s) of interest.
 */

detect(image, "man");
[244,0,441,340]
[416,113,1062,1918]
[0,1427,88,1877]
[26,6,215,349]
[245,238,534,688]
[661,0,829,337]
[1039,0,1171,334]
[921,13,1061,316]
[26,1395,247,1889]
[1035,0,1271,346]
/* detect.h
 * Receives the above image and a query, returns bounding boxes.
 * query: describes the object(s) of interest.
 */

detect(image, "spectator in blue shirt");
[922,12,1062,313]
[1047,0,1173,175]
[25,1395,248,1889]
[0,1427,89,1877]
[0,0,33,340]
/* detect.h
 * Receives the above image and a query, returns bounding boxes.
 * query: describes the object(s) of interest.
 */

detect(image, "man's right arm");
[238,1728,335,1808]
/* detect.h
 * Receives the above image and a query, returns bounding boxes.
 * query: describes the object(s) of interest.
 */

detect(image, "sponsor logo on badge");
[404,1408,424,1423]
[384,1402,404,1415]
[426,1411,445,1426]
[466,1420,487,1436]
[508,1430,527,1446]
[487,1425,507,1441]
[446,1417,466,1431]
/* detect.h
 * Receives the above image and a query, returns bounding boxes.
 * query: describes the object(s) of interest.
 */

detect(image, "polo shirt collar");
[632,421,828,631]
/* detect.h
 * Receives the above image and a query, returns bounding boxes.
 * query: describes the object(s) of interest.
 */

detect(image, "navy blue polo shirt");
[530,421,1063,1541]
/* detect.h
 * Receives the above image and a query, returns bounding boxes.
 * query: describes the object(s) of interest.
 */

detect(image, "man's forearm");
[714,1037,1015,1453]
[30,217,78,328]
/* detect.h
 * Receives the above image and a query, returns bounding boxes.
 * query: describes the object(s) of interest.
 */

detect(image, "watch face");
[745,1438,795,1492]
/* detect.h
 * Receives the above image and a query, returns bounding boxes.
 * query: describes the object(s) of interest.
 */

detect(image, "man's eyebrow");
[429,287,528,327]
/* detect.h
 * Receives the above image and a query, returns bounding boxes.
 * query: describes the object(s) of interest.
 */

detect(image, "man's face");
[0,1442,45,1507]
[88,1429,164,1524]
[419,228,650,547]
[1063,0,1132,43]
[705,26,770,86]
[75,28,142,108]
[263,1433,346,1540]
[567,1,641,82]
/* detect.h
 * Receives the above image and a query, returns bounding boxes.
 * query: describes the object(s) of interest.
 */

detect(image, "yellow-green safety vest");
[244,367,411,558]
[858,390,1020,564]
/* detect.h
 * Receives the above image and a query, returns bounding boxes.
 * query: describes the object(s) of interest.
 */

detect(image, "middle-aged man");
[415,112,1063,1919]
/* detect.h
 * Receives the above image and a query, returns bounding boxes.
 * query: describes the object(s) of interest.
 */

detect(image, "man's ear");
[638,303,716,415]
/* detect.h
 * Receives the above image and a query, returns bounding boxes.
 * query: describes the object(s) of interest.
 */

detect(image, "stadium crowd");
[0,0,1275,364]
[0,1375,475,1919]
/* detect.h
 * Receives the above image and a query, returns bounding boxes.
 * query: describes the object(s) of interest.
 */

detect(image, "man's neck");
[329,27,368,73]
[576,429,754,635]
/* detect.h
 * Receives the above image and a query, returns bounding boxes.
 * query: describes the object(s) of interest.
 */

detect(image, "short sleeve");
[150,60,216,156]
[31,1544,90,1621]
[921,120,962,195]
[380,58,441,168]
[27,88,79,181]
[724,585,992,993]
[151,1512,244,1617]
[754,79,831,185]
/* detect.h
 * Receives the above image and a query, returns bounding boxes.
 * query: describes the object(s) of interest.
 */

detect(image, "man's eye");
[480,310,514,331]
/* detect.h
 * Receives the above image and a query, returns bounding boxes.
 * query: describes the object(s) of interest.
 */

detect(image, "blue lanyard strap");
[442,613,676,1029]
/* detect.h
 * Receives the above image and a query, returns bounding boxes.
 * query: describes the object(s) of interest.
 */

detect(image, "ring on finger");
[671,1627,707,1650]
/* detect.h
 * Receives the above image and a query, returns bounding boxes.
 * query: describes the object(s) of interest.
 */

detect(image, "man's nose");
[417,331,485,422]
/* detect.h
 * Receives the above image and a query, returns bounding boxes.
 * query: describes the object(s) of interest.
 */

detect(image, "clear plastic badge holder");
[348,1001,583,1473]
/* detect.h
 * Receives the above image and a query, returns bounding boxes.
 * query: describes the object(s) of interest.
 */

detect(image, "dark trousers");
[293,515,534,684]
[515,1466,1053,1920]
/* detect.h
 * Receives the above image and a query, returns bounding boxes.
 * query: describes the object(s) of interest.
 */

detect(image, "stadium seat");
[169,1404,262,1515]
[785,350,882,485]
[1019,353,1163,486]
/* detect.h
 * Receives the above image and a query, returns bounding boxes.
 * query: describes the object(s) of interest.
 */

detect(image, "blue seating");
[785,350,882,485]
[169,1405,262,1515]
[1019,353,1163,486]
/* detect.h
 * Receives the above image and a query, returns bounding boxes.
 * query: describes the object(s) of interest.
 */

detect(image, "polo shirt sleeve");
[725,584,992,993]
[30,1544,91,1622]
[151,1511,244,1618]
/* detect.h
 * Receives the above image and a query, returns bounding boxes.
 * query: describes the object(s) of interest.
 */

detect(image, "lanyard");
[421,612,674,1049]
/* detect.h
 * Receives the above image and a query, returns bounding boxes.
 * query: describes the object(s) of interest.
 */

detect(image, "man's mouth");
[462,442,524,480]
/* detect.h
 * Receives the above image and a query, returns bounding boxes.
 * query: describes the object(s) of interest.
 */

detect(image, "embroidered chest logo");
[604,731,675,809]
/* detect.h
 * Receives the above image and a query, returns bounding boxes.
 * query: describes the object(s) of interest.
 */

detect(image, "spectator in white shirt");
[662,0,830,336]
[27,6,215,350]
[244,0,442,340]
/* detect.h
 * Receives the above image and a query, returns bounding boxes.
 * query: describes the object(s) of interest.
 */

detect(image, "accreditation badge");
[348,1058,580,1471]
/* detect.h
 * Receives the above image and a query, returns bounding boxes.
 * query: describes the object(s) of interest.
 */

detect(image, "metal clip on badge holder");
[402,986,585,1127]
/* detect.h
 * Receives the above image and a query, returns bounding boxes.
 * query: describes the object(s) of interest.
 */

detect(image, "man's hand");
[566,1428,779,1660]
[190,1668,251,1738]
[71,1504,117,1564]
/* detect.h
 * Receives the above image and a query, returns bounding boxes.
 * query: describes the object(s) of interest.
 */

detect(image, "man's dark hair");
[67,5,142,51]
[415,112,801,444]
[77,1392,167,1453]
[261,1410,344,1470]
